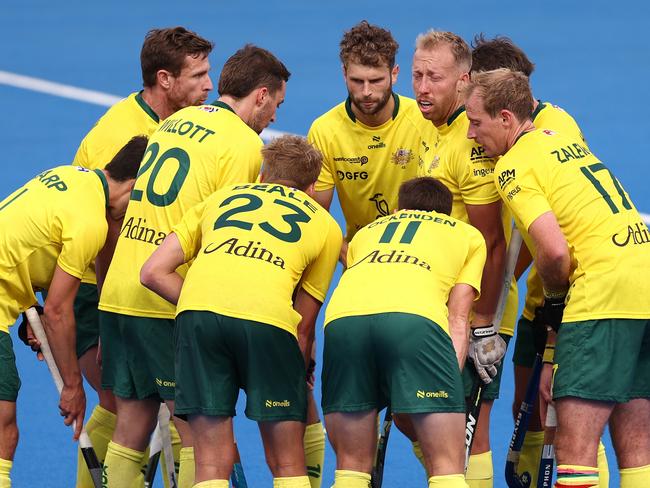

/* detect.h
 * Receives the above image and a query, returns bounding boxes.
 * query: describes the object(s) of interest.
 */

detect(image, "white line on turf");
[1,69,649,223]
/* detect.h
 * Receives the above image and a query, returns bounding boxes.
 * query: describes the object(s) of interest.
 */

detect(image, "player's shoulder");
[309,100,349,131]
[394,94,424,124]
[533,100,580,128]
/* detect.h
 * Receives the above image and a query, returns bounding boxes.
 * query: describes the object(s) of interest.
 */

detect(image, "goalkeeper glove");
[468,324,507,384]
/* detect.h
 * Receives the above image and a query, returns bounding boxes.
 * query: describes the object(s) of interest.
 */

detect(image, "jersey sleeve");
[173,198,209,262]
[455,143,501,206]
[300,217,343,303]
[56,213,107,279]
[456,227,487,297]
[307,123,335,192]
[495,160,552,232]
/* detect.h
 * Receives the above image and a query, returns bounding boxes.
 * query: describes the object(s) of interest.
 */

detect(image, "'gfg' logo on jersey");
[498,169,515,189]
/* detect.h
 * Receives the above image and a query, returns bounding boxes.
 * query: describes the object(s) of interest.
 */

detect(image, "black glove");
[534,294,566,333]
[18,305,43,349]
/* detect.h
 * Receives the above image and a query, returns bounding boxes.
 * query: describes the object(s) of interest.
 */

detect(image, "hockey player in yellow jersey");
[466,68,650,488]
[98,45,290,488]
[322,177,485,488]
[469,34,608,487]
[140,135,341,488]
[0,137,146,487]
[411,30,512,487]
[71,27,213,487]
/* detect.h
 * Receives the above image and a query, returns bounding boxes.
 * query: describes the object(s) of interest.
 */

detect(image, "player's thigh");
[229,316,306,423]
[554,318,648,402]
[410,411,465,474]
[174,311,240,420]
[258,420,306,472]
[321,315,382,415]
[324,410,378,470]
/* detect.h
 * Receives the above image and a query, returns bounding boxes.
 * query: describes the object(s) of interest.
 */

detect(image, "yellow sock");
[517,430,544,486]
[333,469,371,487]
[466,451,493,488]
[304,422,325,488]
[76,405,116,488]
[160,420,182,488]
[412,441,427,474]
[597,441,609,488]
[620,464,650,488]
[273,476,311,487]
[104,440,145,488]
[0,458,12,488]
[192,481,229,488]
[428,474,469,487]
[178,447,195,488]
[555,464,598,487]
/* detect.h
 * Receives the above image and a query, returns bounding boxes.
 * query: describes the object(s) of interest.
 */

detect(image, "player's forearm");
[140,269,184,306]
[536,249,570,294]
[43,304,82,388]
[472,236,506,326]
[448,315,469,370]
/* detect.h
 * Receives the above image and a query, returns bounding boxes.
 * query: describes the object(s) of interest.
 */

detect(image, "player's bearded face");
[249,82,286,134]
[344,62,395,116]
[168,54,213,111]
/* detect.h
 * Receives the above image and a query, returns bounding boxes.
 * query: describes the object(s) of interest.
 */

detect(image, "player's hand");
[468,324,507,384]
[539,362,554,424]
[535,292,566,332]
[59,383,86,440]
[18,306,44,361]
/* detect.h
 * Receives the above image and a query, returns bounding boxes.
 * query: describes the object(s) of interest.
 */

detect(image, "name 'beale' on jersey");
[495,128,650,322]
[325,210,486,334]
[173,183,342,337]
[99,102,263,319]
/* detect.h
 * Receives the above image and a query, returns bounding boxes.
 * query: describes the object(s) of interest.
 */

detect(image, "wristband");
[543,344,555,364]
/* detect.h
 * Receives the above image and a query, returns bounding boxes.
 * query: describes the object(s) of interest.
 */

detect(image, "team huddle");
[0,20,649,488]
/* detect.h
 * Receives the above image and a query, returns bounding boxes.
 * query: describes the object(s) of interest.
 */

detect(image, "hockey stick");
[143,423,162,488]
[157,403,179,488]
[370,407,393,488]
[25,307,102,488]
[504,353,544,487]
[231,443,249,488]
[537,404,556,488]
[465,227,522,469]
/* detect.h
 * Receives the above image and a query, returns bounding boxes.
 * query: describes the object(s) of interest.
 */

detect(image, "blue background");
[1,1,649,486]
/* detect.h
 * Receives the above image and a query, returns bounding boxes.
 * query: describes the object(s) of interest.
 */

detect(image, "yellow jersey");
[325,210,486,334]
[174,183,342,337]
[0,166,108,331]
[73,91,160,284]
[418,107,518,335]
[99,102,263,319]
[308,94,424,239]
[521,102,586,320]
[495,128,650,321]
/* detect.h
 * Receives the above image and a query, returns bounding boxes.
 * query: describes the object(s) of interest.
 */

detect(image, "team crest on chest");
[391,148,413,168]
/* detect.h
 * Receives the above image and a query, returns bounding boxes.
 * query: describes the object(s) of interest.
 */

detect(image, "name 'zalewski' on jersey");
[495,128,650,322]
[99,102,263,319]
[173,183,342,337]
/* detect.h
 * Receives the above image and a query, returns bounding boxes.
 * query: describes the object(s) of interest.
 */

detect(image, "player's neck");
[507,119,536,151]
[140,87,175,121]
[434,96,464,128]
[218,95,255,126]
[351,95,395,127]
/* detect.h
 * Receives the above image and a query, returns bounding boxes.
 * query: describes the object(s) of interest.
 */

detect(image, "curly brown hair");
[339,20,398,68]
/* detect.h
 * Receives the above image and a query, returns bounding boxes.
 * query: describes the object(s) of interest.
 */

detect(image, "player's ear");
[256,87,268,107]
[304,182,316,198]
[157,69,172,90]
[391,64,399,85]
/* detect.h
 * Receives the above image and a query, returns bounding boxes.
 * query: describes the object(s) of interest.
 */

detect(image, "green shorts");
[553,319,650,402]
[99,311,175,401]
[512,317,547,368]
[0,332,20,401]
[321,313,465,415]
[174,311,306,422]
[74,283,99,358]
[462,334,511,400]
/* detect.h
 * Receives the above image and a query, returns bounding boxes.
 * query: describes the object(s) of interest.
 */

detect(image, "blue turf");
[2,1,649,485]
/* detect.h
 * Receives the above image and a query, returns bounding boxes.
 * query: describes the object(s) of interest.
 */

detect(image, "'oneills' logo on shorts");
[416,390,449,399]
[265,399,291,408]
[155,378,175,388]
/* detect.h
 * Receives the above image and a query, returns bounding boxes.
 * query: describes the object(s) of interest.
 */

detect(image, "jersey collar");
[446,105,465,126]
[93,169,109,207]
[531,100,546,121]
[344,92,400,123]
[135,91,160,123]
[210,100,236,113]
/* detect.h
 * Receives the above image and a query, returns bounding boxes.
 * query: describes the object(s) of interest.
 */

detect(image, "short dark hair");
[218,44,290,98]
[471,34,535,77]
[339,20,399,68]
[261,135,322,191]
[105,136,148,182]
[141,27,214,87]
[398,177,453,215]
[466,69,534,122]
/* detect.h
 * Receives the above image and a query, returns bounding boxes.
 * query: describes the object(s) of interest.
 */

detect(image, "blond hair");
[415,30,472,72]
[261,135,323,191]
[465,69,533,122]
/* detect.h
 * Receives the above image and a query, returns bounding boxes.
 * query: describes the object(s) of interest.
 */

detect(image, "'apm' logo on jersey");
[498,169,516,190]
